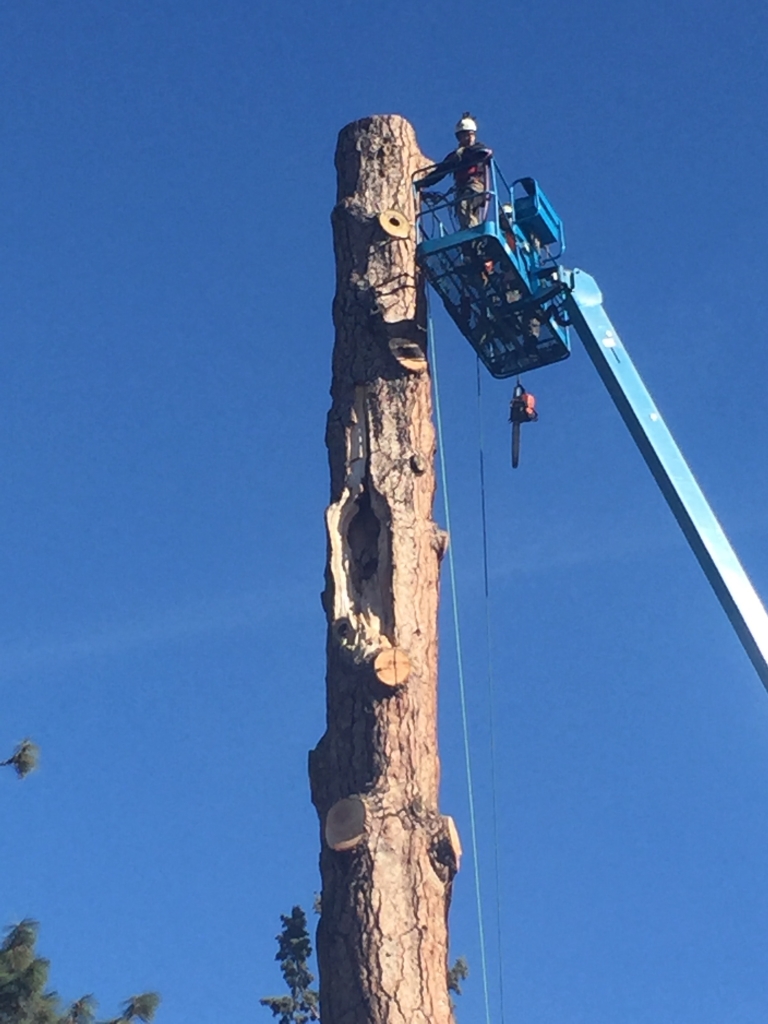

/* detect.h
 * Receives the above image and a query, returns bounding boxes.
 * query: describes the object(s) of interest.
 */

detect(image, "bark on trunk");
[308,115,457,1024]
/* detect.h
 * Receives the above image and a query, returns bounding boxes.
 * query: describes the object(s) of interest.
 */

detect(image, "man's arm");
[415,150,459,190]
[462,142,493,167]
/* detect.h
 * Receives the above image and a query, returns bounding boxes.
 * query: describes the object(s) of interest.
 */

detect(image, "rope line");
[476,360,507,1024]
[427,297,492,1024]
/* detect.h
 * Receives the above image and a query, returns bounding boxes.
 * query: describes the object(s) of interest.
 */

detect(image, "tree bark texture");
[309,115,459,1024]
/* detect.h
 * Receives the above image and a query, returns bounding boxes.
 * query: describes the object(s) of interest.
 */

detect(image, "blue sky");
[2,2,768,1023]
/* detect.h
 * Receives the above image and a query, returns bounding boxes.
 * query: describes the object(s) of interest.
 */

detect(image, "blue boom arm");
[563,268,768,691]
[415,164,768,690]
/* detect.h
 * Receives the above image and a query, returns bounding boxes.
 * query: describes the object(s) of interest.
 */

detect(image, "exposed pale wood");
[388,336,428,373]
[309,114,455,1024]
[378,208,412,239]
[444,815,462,871]
[325,795,368,851]
[373,646,411,687]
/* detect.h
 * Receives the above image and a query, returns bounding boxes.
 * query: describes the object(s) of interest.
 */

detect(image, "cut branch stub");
[325,795,367,851]
[388,336,428,373]
[378,208,411,238]
[444,815,462,871]
[373,646,411,687]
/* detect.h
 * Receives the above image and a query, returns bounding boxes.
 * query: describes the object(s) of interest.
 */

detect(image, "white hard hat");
[455,113,478,134]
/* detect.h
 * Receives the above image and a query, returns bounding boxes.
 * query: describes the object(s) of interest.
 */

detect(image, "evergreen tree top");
[260,907,319,1024]
[0,922,160,1024]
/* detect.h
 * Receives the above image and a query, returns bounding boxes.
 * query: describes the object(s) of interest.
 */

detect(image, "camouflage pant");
[456,180,487,229]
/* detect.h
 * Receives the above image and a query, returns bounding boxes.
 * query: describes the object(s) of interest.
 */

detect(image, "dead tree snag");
[308,115,456,1024]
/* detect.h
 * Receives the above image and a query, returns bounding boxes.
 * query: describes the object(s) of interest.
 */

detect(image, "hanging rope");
[427,296,492,1024]
[476,360,507,1024]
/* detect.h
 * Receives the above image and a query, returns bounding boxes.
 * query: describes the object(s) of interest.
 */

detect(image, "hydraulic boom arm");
[563,268,768,691]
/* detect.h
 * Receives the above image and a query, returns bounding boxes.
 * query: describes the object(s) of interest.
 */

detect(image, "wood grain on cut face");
[325,796,368,852]
[308,115,456,1024]
[372,647,411,688]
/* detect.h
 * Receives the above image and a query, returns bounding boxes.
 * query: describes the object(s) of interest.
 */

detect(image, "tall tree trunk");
[308,115,460,1024]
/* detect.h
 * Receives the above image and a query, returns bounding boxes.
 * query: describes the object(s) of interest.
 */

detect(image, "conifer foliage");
[260,907,319,1023]
[0,741,39,780]
[447,955,469,999]
[0,921,160,1024]
[0,920,57,1024]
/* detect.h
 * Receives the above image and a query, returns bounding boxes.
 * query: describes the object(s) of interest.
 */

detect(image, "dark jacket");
[418,141,493,190]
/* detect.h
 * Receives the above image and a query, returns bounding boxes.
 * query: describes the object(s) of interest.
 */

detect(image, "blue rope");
[427,297,492,1024]
[476,360,507,1024]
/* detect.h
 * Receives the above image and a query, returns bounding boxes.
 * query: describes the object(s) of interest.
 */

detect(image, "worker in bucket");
[416,113,493,229]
